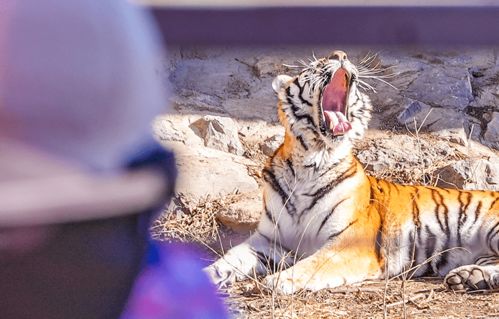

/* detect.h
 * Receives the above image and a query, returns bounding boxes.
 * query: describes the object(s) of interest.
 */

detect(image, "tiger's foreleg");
[444,255,499,291]
[263,239,382,294]
[204,229,295,288]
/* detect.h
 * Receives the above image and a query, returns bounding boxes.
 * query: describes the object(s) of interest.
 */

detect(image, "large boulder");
[397,99,467,145]
[260,133,284,156]
[435,159,499,191]
[357,133,457,175]
[216,190,262,233]
[190,115,244,156]
[153,114,203,145]
[404,66,473,111]
[483,112,499,149]
[171,142,259,200]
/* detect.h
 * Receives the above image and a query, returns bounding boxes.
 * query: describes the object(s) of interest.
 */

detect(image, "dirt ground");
[226,277,498,318]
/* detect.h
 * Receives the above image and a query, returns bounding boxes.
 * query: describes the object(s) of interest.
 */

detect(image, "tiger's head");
[272,50,372,154]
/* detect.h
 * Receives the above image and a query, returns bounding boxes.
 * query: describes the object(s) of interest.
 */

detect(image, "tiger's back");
[367,175,499,278]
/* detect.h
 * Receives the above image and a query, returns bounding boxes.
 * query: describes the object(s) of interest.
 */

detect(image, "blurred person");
[0,0,227,318]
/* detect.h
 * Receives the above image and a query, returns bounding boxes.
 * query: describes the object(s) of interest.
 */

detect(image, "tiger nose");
[329,50,348,61]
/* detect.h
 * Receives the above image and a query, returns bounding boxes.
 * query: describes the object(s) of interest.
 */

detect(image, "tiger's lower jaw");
[323,110,352,136]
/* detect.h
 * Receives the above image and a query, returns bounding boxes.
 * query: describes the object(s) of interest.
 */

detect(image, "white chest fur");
[260,157,361,259]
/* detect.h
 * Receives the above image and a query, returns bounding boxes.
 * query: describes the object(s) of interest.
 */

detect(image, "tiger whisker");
[359,57,380,70]
[311,76,323,88]
[297,59,310,68]
[360,51,380,62]
[283,64,303,68]
[359,51,379,66]
[358,84,376,93]
[358,72,399,79]
[357,79,377,93]
[371,61,382,70]
[358,64,397,71]
[357,67,398,76]
[359,75,399,90]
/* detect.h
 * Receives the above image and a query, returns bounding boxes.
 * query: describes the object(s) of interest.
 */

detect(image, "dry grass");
[152,192,237,244]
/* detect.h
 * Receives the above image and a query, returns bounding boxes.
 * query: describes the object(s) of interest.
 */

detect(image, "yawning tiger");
[205,50,499,294]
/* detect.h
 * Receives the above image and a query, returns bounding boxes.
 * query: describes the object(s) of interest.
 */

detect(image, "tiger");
[204,50,499,294]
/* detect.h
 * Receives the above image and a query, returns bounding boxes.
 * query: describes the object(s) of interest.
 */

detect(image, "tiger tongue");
[324,111,352,135]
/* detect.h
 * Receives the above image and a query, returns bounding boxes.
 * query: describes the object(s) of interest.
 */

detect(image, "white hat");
[0,0,168,171]
[0,0,170,225]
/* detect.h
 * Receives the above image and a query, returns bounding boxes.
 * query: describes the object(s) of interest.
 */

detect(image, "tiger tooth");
[330,112,339,130]
[336,112,348,122]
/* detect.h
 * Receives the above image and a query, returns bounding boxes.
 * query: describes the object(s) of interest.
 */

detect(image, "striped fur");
[205,51,499,294]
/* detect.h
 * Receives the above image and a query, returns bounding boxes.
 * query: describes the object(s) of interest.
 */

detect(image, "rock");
[468,66,499,108]
[466,49,496,69]
[465,65,499,150]
[170,56,249,99]
[153,114,204,147]
[483,112,499,148]
[365,55,424,111]
[463,140,499,159]
[169,141,259,200]
[153,118,184,143]
[260,133,284,156]
[223,83,278,121]
[190,115,244,155]
[168,48,280,121]
[435,159,499,191]
[172,90,224,114]
[405,66,473,110]
[398,99,468,145]
[216,190,262,233]
[357,133,458,183]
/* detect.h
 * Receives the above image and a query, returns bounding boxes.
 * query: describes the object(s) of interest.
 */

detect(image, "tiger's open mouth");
[320,68,352,136]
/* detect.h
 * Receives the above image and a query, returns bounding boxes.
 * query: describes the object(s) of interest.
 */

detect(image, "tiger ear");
[272,75,293,93]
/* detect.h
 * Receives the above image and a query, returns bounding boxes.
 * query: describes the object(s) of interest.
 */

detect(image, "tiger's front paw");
[204,259,238,288]
[444,265,498,292]
[264,269,330,294]
[264,271,303,295]
[264,269,348,294]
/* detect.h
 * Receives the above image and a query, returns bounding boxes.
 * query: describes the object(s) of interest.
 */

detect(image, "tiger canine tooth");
[329,112,339,130]
[336,112,348,123]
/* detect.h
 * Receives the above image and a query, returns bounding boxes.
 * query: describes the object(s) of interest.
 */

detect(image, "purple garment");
[121,242,228,319]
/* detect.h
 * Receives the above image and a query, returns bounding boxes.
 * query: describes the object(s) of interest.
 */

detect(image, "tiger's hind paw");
[444,265,499,292]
